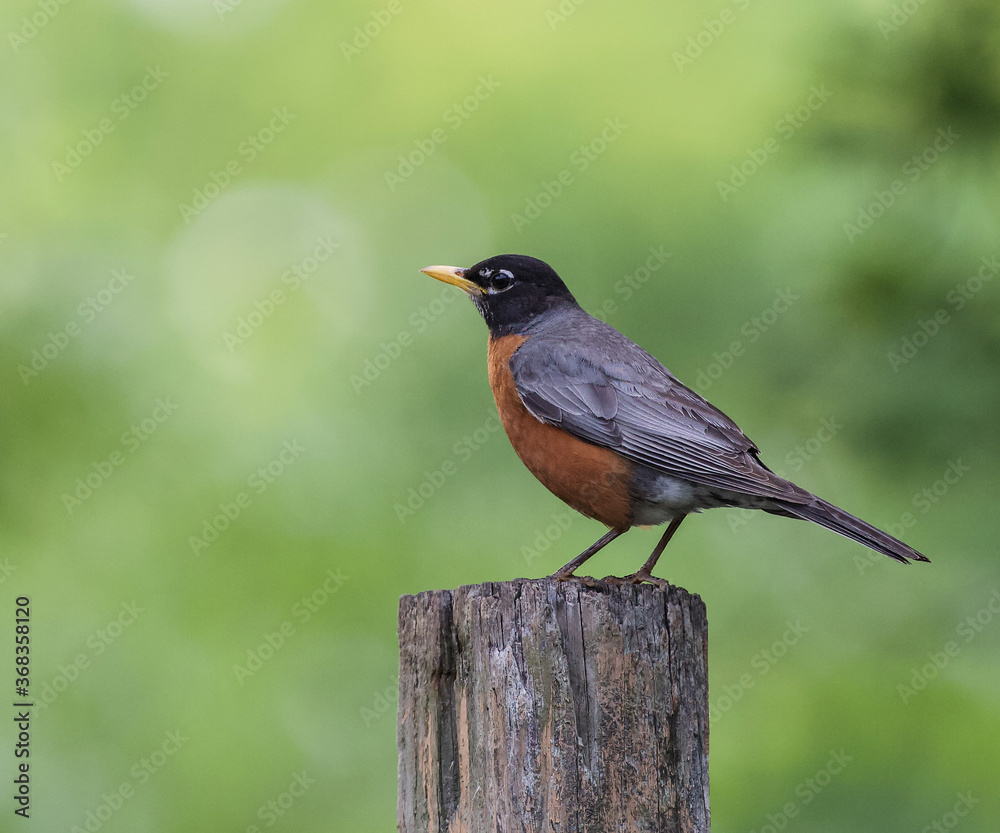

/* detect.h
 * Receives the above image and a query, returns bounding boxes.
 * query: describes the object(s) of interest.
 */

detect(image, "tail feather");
[769,498,930,565]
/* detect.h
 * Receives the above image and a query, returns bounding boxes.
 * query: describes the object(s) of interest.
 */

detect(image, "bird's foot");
[549,571,601,588]
[601,571,671,590]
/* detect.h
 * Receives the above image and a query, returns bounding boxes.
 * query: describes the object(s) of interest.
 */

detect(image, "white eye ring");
[485,269,515,294]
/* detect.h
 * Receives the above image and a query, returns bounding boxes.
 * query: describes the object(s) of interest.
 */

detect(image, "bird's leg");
[606,516,686,589]
[637,515,685,576]
[551,528,624,582]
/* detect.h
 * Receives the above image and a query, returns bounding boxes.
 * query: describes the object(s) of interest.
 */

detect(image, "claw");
[549,571,601,588]
[600,571,671,590]
[633,571,671,590]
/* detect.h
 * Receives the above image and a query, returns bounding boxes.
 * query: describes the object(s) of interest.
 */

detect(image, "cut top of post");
[397,578,710,833]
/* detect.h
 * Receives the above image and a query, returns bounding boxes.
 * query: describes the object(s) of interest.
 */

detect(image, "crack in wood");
[398,578,709,832]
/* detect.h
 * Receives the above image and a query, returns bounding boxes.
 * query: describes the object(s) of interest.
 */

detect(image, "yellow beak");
[419,265,483,296]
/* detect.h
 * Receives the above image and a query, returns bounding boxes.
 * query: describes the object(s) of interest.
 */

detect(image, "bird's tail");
[769,498,930,565]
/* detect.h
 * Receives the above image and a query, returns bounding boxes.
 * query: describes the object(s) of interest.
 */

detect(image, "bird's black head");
[420,254,578,336]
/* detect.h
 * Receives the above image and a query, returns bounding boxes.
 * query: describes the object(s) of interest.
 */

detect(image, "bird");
[419,254,929,585]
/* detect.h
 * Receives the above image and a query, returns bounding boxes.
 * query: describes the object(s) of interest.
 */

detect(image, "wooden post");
[397,578,709,832]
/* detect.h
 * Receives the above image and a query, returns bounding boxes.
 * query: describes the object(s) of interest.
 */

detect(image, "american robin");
[420,254,929,585]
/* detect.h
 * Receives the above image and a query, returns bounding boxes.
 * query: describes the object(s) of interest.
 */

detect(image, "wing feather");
[509,326,811,504]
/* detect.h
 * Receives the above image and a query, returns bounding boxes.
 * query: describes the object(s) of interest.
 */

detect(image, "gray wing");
[509,330,812,504]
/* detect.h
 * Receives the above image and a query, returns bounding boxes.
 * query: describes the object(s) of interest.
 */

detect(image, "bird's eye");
[487,270,515,294]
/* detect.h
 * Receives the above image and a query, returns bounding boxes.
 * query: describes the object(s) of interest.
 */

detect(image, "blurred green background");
[2,0,999,830]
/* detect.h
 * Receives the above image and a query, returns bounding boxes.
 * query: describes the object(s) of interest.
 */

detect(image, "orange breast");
[487,334,635,532]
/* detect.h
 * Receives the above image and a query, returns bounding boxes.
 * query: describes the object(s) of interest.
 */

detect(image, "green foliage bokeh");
[1,0,998,830]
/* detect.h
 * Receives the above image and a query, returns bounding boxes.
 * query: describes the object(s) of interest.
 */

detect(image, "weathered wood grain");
[397,579,709,832]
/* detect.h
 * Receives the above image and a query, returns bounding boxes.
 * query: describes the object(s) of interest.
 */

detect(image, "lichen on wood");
[397,578,709,832]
